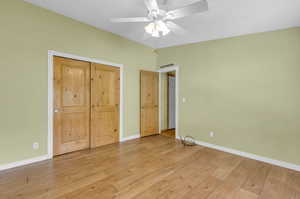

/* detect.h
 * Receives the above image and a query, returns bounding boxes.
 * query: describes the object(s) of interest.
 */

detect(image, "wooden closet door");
[140,70,159,137]
[91,63,120,148]
[53,56,91,156]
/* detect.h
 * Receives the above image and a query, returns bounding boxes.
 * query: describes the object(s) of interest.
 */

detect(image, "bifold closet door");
[140,70,159,137]
[91,63,120,148]
[53,56,91,156]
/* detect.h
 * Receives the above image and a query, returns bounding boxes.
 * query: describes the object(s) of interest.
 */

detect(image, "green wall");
[0,0,156,165]
[157,27,300,165]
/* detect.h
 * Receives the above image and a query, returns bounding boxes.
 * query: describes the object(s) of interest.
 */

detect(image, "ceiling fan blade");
[144,0,159,11]
[111,17,150,23]
[166,21,186,35]
[165,0,208,20]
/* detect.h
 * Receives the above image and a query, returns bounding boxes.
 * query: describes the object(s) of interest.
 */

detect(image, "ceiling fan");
[111,0,208,38]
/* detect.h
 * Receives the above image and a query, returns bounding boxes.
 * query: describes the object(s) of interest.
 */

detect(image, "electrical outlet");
[33,142,39,150]
[210,132,214,137]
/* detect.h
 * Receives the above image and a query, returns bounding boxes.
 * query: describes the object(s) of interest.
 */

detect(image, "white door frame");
[157,65,179,139]
[48,50,124,158]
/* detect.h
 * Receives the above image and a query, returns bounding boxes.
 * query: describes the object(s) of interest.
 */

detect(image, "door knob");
[54,109,59,113]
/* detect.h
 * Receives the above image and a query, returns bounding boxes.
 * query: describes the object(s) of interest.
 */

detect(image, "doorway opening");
[139,65,179,139]
[160,71,176,138]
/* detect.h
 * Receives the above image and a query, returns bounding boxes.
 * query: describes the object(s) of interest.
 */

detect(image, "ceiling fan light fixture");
[145,20,170,37]
[157,20,170,36]
[112,0,209,39]
[152,29,160,37]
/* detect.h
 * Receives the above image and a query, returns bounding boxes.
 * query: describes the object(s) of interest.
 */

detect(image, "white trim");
[157,65,179,139]
[188,138,300,172]
[48,51,123,67]
[120,134,141,142]
[158,66,178,73]
[48,52,54,158]
[48,50,125,159]
[0,155,49,171]
[158,73,162,133]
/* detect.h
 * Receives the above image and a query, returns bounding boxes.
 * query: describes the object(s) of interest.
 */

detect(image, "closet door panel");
[91,63,120,148]
[53,56,90,156]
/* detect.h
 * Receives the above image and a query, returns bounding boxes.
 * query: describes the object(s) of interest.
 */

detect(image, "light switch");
[182,97,186,103]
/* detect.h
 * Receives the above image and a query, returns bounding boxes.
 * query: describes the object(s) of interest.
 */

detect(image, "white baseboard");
[120,134,140,142]
[3,137,298,173]
[0,155,50,172]
[186,138,300,172]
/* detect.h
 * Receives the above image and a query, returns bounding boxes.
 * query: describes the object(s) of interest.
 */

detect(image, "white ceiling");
[23,0,300,49]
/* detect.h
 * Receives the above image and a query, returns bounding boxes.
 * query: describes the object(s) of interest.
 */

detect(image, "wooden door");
[53,56,91,156]
[140,70,159,137]
[91,63,120,148]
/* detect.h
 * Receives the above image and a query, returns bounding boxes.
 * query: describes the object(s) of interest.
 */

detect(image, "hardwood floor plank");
[287,170,300,193]
[258,166,300,199]
[132,153,217,199]
[212,153,242,180]
[183,175,222,199]
[241,161,271,195]
[206,159,255,199]
[229,189,258,199]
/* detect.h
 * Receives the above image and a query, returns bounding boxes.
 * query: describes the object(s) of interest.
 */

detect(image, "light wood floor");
[161,129,176,137]
[0,135,299,199]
